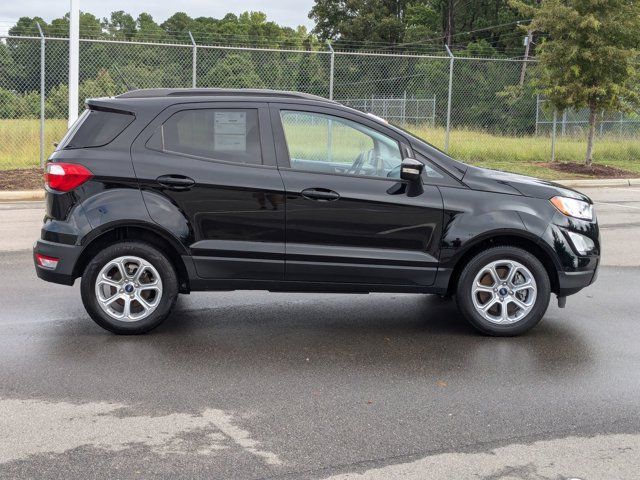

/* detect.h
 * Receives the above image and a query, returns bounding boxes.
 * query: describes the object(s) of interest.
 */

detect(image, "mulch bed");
[537,162,636,178]
[0,168,44,190]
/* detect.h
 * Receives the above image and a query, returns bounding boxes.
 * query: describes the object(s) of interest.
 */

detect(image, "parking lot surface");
[0,186,639,479]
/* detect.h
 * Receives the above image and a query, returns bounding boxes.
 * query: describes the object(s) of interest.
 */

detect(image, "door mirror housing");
[400,158,424,182]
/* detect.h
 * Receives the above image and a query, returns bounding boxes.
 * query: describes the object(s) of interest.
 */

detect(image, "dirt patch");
[537,162,636,178]
[0,168,44,190]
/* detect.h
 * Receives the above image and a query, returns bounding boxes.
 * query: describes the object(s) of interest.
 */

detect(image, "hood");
[461,166,591,202]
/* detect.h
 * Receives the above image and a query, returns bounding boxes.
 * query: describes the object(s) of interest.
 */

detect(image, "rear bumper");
[33,239,83,286]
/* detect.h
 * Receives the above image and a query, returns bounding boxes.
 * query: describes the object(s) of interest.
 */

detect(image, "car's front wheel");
[455,246,551,336]
[80,241,178,334]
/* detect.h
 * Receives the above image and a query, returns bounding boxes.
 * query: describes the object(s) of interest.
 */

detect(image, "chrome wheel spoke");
[506,264,519,285]
[139,279,159,289]
[99,275,122,290]
[510,296,530,312]
[122,295,132,318]
[489,266,501,284]
[133,264,149,283]
[101,293,123,307]
[513,281,533,292]
[499,300,509,323]
[481,298,498,312]
[474,284,494,294]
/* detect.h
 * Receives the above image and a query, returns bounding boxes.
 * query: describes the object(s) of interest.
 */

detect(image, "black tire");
[80,241,178,334]
[455,246,551,336]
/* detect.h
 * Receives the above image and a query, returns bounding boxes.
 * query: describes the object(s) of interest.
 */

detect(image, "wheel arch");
[446,233,560,296]
[74,223,191,293]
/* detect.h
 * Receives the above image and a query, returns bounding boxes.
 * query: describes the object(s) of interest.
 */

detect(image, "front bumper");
[33,239,83,286]
[557,261,599,297]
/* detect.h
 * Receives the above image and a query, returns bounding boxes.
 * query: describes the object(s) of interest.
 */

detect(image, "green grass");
[1,119,639,180]
[0,119,68,170]
[406,126,640,179]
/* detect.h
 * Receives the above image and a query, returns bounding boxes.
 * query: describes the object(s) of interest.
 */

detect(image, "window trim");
[136,101,277,168]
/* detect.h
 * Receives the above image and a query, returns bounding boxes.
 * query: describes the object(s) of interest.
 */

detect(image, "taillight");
[35,253,59,270]
[45,162,93,192]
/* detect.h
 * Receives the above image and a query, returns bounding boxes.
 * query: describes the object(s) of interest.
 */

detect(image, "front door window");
[280,110,404,179]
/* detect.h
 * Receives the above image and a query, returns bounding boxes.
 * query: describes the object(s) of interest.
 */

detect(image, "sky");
[0,0,317,36]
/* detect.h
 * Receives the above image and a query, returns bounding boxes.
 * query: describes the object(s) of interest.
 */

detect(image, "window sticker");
[214,111,247,151]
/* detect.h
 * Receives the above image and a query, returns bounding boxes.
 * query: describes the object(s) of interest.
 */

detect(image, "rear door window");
[58,109,134,150]
[146,108,262,165]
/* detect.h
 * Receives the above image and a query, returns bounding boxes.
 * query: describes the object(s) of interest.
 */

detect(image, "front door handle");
[156,175,195,191]
[301,188,340,202]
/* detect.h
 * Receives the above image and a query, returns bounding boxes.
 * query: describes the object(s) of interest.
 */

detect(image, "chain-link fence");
[1,34,638,178]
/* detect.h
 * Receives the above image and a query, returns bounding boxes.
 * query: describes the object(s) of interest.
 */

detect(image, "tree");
[203,53,264,88]
[512,0,640,166]
[309,0,412,45]
[103,11,137,40]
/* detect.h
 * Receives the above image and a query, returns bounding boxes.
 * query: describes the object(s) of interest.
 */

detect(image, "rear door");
[131,101,286,281]
[271,103,444,286]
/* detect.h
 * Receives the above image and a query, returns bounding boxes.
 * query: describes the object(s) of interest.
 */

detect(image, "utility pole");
[68,0,80,127]
[519,29,533,87]
[445,0,455,47]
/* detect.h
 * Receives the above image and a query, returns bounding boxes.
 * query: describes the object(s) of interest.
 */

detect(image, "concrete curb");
[0,190,44,202]
[1,178,640,202]
[556,178,640,188]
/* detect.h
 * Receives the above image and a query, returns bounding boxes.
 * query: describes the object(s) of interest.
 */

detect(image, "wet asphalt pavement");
[0,186,639,479]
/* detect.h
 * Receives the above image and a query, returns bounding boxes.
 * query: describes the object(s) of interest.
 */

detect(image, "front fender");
[438,187,557,269]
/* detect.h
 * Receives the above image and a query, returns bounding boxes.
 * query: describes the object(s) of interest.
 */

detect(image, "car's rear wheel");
[455,246,551,336]
[80,242,178,334]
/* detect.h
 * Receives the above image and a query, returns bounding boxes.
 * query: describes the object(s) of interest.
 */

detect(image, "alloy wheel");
[94,256,163,322]
[470,259,537,324]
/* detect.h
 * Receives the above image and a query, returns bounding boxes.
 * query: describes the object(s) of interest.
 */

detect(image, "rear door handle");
[301,188,340,202]
[156,175,195,191]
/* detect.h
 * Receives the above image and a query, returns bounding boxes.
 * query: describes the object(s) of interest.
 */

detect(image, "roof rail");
[117,88,334,103]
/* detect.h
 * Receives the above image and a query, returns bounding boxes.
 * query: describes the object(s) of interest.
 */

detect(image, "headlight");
[550,196,593,221]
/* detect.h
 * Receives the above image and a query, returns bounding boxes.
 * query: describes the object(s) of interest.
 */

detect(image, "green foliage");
[310,0,537,54]
[0,89,40,118]
[516,0,640,113]
[203,54,264,88]
[512,0,640,163]
[309,0,412,45]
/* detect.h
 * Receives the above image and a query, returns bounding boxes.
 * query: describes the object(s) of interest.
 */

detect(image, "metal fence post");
[444,45,454,153]
[551,110,557,162]
[36,22,45,168]
[326,40,334,100]
[535,94,540,136]
[188,31,197,88]
[402,90,407,125]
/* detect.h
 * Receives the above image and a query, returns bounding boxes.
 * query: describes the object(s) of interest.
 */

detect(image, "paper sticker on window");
[214,111,247,151]
[214,134,246,151]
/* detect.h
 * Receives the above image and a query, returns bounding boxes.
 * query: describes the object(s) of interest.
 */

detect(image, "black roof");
[117,88,334,103]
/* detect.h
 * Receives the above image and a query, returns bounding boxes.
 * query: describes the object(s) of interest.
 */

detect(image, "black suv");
[34,88,600,336]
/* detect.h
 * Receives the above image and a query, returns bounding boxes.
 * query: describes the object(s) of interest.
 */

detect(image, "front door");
[271,105,444,286]
[131,102,285,281]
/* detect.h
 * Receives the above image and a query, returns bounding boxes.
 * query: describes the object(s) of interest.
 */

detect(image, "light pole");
[68,0,80,127]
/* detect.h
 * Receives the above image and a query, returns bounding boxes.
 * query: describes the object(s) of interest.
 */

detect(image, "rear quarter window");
[145,108,262,165]
[58,109,134,150]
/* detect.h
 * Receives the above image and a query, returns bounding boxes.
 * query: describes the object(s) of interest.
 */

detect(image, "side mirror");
[400,158,424,182]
